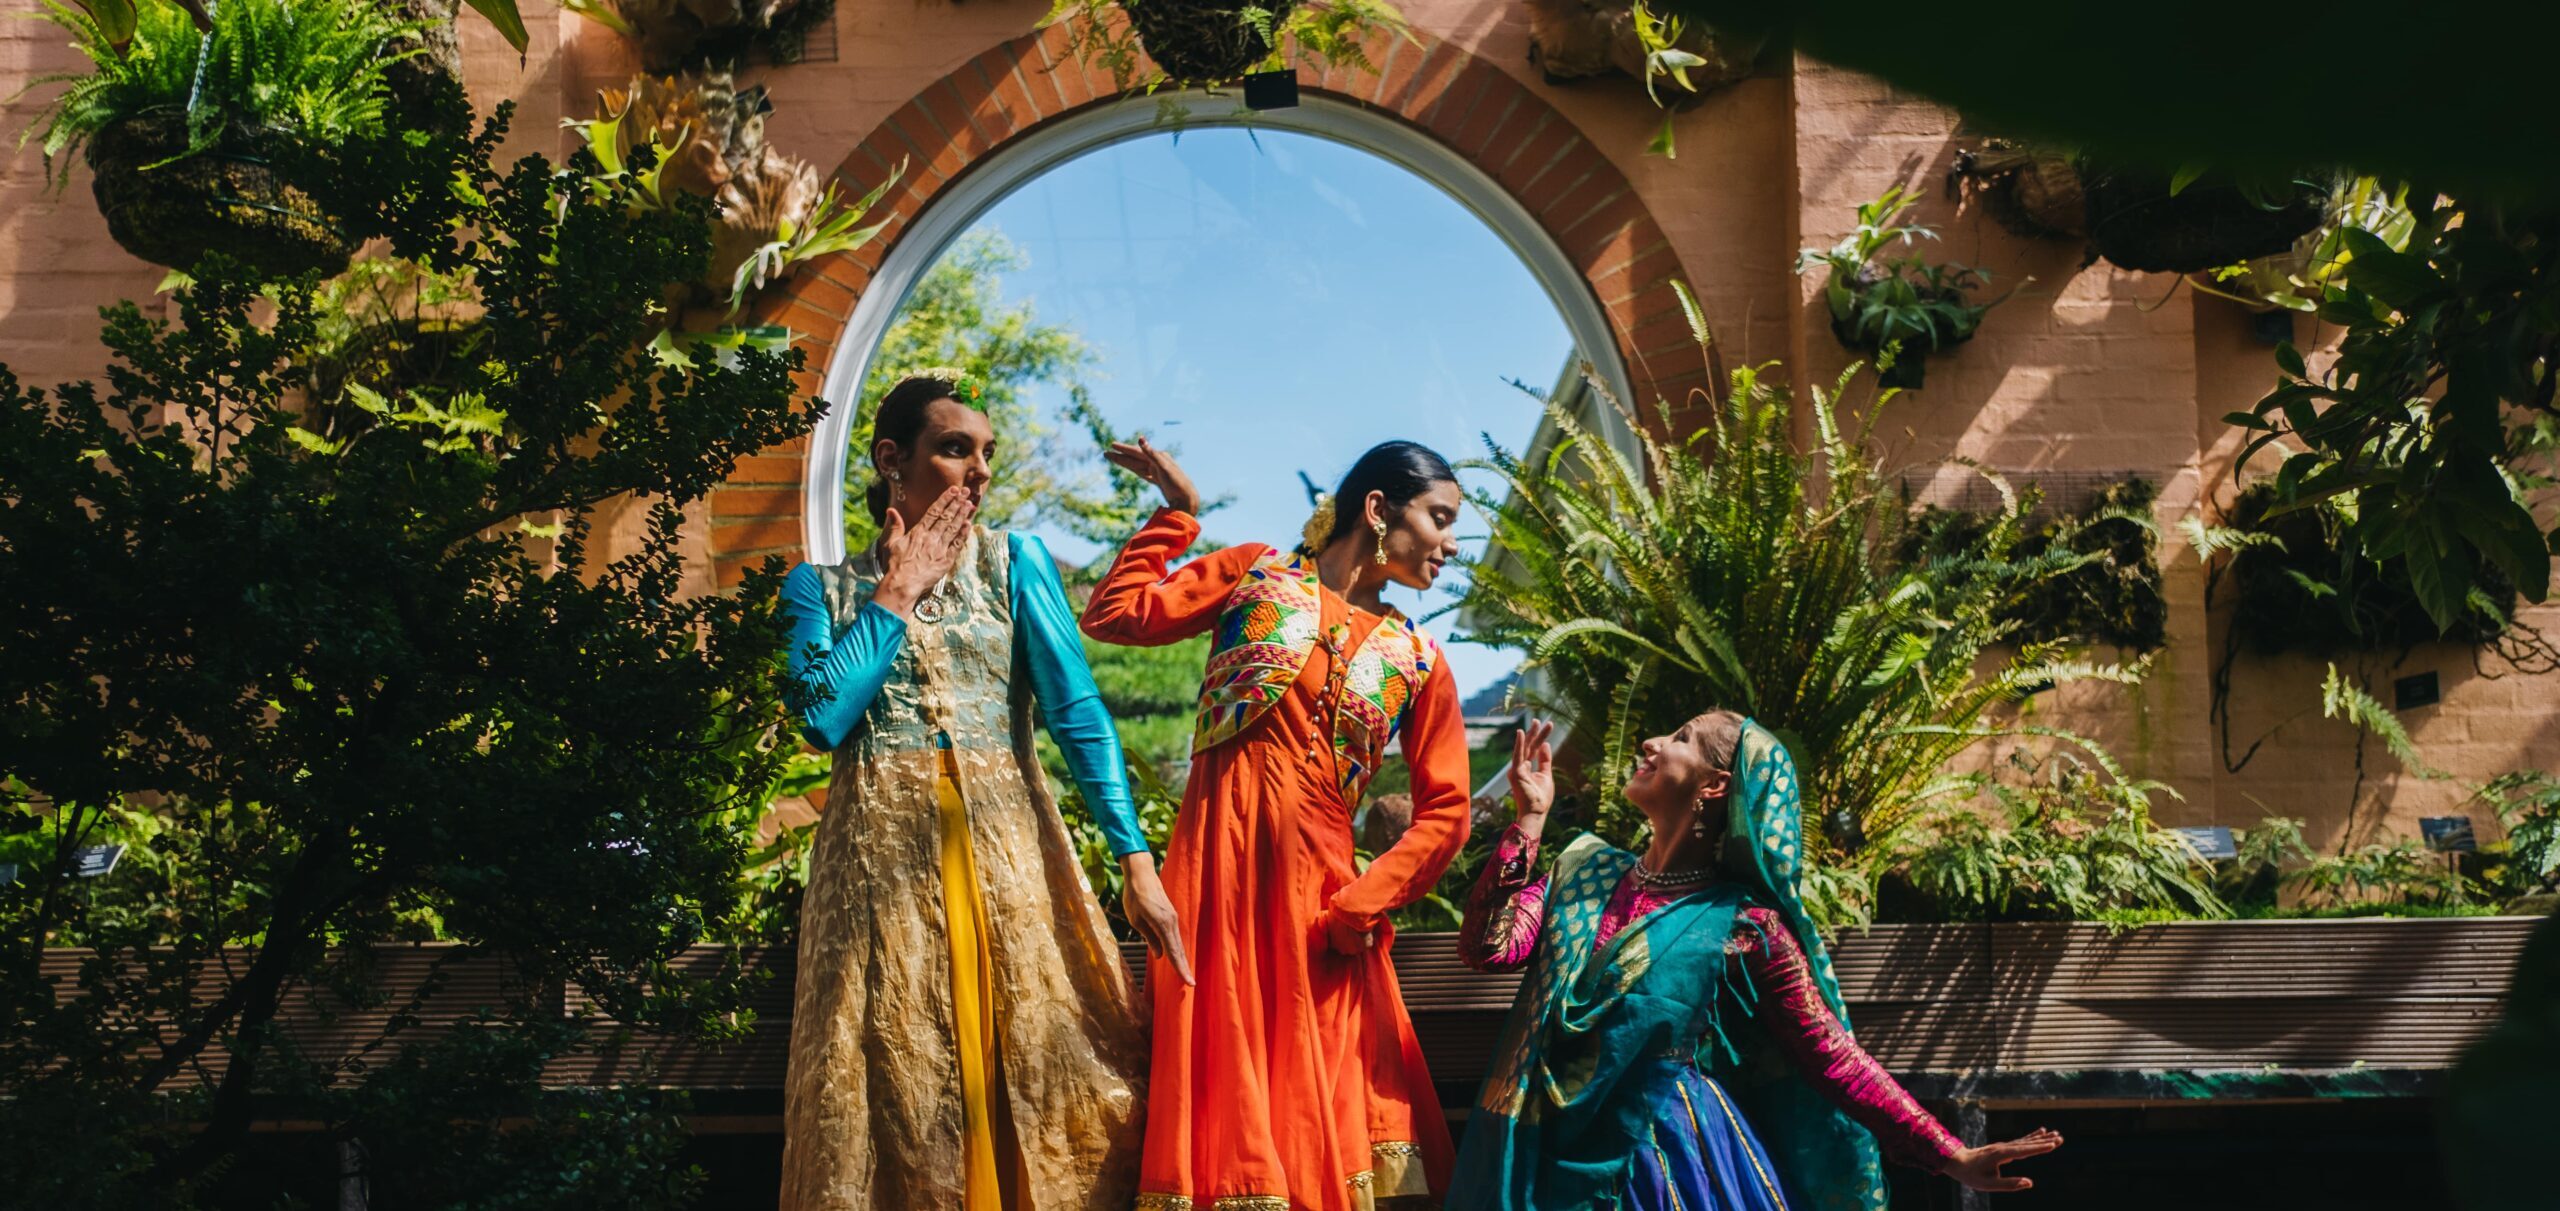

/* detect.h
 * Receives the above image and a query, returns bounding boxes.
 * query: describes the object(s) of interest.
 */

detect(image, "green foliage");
[2470,772,2560,899]
[2219,481,2518,655]
[1042,0,1411,92]
[2213,814,2316,909]
[1459,285,2140,858]
[1057,749,1186,931]
[0,101,807,1204]
[1795,187,2002,389]
[1079,634,1211,773]
[2230,195,2560,636]
[26,0,422,179]
[2286,836,2473,910]
[2192,177,2419,312]
[1902,477,2168,652]
[1876,751,2225,923]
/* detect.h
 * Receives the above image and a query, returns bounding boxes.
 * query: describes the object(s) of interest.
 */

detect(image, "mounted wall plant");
[1904,477,2170,653]
[1524,0,1759,158]
[1041,0,1411,93]
[570,73,902,356]
[24,0,427,276]
[563,0,834,74]
[1796,186,2008,389]
[2080,164,2332,274]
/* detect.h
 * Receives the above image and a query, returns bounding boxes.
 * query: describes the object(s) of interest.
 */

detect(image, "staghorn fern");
[24,0,422,182]
[1459,282,2143,857]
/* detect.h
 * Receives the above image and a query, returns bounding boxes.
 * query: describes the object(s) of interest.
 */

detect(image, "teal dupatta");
[1448,720,1889,1211]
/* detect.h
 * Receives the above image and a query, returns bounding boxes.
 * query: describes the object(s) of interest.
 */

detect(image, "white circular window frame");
[803,90,1640,564]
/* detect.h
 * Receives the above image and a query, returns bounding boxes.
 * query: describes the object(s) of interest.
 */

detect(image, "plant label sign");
[72,843,124,877]
[2172,825,2237,860]
[2420,816,2477,854]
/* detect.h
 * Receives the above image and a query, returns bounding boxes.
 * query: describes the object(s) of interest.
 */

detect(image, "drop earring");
[1372,518,1390,565]
[1691,793,1712,838]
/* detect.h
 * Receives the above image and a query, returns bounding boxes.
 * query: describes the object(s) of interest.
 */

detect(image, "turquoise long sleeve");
[1009,532,1148,858]
[780,561,908,751]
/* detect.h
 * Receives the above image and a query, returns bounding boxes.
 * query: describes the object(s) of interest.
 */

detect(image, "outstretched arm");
[1735,907,1965,1171]
[1734,908,2066,1190]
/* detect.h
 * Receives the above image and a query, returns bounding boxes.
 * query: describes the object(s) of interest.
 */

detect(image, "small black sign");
[72,843,123,877]
[1242,70,1300,112]
[2173,826,2238,860]
[2394,671,2440,710]
[2421,817,2477,853]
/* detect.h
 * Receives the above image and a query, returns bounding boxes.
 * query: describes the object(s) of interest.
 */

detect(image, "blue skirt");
[1621,1066,1793,1211]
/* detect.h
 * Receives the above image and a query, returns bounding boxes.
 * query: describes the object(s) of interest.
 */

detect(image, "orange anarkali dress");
[1082,509,1475,1211]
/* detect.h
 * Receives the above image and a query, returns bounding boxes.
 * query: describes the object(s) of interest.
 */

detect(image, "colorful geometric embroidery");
[1190,548,1443,803]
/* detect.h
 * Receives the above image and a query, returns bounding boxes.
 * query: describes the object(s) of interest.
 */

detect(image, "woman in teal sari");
[1449,712,2060,1211]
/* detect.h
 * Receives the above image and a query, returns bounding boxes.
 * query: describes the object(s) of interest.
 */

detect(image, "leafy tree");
[2233,203,2560,635]
[845,231,1147,553]
[0,100,809,1206]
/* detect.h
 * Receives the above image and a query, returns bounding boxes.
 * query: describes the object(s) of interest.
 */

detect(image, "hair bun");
[1299,494,1338,553]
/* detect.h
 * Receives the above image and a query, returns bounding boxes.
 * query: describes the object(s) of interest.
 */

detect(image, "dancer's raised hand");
[1104,436,1200,516]
[875,486,975,617]
[1940,1128,2063,1193]
[1505,718,1557,839]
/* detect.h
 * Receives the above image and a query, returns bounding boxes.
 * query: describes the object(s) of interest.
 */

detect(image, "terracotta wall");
[3,0,2551,850]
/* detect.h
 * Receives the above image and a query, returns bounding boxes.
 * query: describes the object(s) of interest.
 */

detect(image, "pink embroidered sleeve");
[1456,824,1547,972]
[1732,907,1964,1171]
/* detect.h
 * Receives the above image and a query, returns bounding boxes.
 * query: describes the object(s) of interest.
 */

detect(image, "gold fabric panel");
[780,530,1148,1210]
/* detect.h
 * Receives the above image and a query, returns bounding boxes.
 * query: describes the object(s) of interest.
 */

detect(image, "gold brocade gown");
[780,531,1147,1209]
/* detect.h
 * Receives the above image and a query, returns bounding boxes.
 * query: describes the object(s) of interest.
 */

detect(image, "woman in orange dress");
[1083,438,1476,1211]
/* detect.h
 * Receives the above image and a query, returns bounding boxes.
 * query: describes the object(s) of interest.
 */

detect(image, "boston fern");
[25,0,418,179]
[1460,283,2139,858]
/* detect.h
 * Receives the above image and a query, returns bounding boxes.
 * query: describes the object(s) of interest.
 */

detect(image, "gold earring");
[1692,794,1712,837]
[1372,518,1389,565]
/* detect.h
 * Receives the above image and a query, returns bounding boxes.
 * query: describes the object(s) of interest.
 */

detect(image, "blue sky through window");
[918,126,1578,704]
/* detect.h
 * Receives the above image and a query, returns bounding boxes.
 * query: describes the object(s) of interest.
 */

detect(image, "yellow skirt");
[935,747,1022,1209]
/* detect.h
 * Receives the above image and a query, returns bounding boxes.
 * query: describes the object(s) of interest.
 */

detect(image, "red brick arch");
[711,25,1706,586]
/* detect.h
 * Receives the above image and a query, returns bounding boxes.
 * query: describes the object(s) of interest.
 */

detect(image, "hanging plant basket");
[87,115,353,278]
[1524,0,1759,92]
[1954,142,2085,240]
[1123,0,1294,84]
[2081,167,2329,275]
